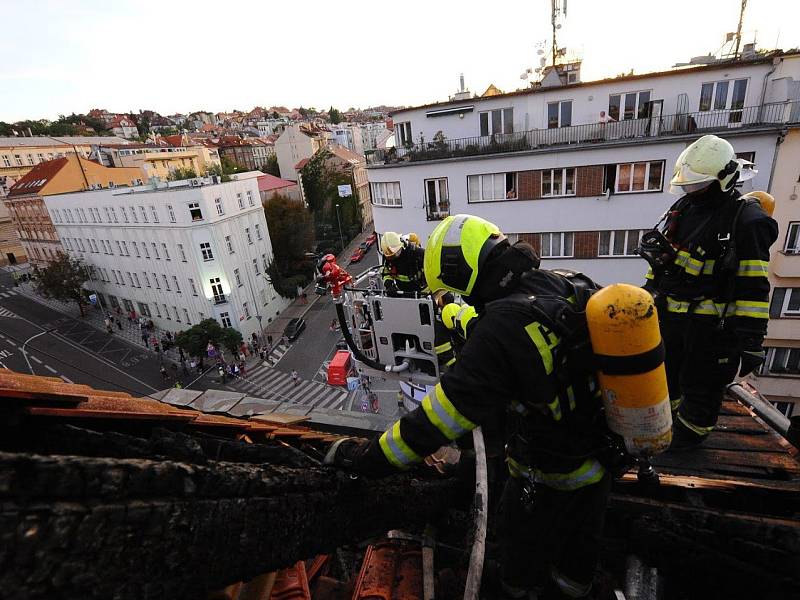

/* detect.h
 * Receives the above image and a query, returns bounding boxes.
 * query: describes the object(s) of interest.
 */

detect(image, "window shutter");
[770,288,786,318]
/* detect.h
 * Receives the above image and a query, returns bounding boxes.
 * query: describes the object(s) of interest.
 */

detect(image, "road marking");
[44,365,57,373]
[60,375,74,383]
[0,307,18,318]
[30,355,43,364]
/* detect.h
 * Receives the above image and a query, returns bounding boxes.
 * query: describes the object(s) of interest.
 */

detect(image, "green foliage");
[328,106,342,124]
[264,195,314,298]
[206,164,232,182]
[0,113,111,137]
[271,111,280,119]
[167,167,198,181]
[261,153,280,177]
[221,156,248,175]
[175,318,242,358]
[35,254,89,317]
[298,107,309,118]
[267,260,305,299]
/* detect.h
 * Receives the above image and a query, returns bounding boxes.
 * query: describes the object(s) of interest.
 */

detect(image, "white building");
[367,51,800,285]
[44,177,290,339]
[329,124,365,156]
[275,124,329,181]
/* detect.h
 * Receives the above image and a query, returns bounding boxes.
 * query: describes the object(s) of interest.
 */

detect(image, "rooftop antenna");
[550,0,567,67]
[459,73,465,93]
[733,0,747,57]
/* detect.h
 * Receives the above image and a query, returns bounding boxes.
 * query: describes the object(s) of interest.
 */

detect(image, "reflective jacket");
[355,269,607,490]
[380,243,425,294]
[646,188,778,338]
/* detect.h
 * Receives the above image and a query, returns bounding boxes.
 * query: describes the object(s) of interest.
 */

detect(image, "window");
[539,232,575,258]
[115,241,123,255]
[220,312,232,328]
[396,121,412,147]
[773,288,800,317]
[467,172,517,202]
[142,243,150,258]
[243,301,251,319]
[110,207,118,223]
[138,206,148,223]
[152,242,160,259]
[177,243,186,261]
[762,347,800,375]
[225,235,234,254]
[153,272,160,289]
[237,193,244,209]
[167,204,176,222]
[785,222,800,254]
[541,168,576,197]
[160,274,170,291]
[137,302,151,318]
[599,230,643,256]
[255,224,262,240]
[215,197,224,215]
[262,253,269,271]
[608,91,651,121]
[247,190,255,206]
[424,178,450,220]
[615,161,663,193]
[246,227,253,244]
[112,270,120,284]
[104,207,111,222]
[163,303,170,319]
[699,79,748,120]
[253,258,260,275]
[189,278,198,296]
[547,101,572,128]
[172,276,181,293]
[234,268,243,286]
[479,108,514,136]
[1,155,10,167]
[154,304,161,317]
[189,202,203,221]
[121,241,129,256]
[150,206,159,223]
[120,206,129,222]
[132,273,141,287]
[143,272,150,287]
[161,243,170,260]
[371,181,402,207]
[183,308,191,324]
[132,241,140,257]
[130,206,138,223]
[210,277,226,304]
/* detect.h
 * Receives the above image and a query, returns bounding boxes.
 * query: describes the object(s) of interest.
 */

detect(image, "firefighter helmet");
[441,303,461,330]
[380,231,404,258]
[407,232,421,246]
[669,135,744,194]
[424,214,506,296]
[742,191,775,217]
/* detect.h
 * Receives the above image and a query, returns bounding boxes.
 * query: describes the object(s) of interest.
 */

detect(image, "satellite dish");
[556,24,562,29]
[520,73,528,80]
[537,49,544,55]
[540,57,547,66]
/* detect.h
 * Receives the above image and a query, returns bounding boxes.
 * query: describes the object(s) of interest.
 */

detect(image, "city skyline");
[3,0,799,122]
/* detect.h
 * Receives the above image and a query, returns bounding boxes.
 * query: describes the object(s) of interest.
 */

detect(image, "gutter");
[767,128,787,193]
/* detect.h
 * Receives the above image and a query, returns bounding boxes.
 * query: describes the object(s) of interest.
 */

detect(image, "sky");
[1,0,799,122]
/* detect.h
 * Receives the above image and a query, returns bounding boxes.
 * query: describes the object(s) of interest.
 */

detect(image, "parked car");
[349,247,366,264]
[359,242,368,251]
[283,317,306,341]
[365,233,377,248]
[335,338,349,350]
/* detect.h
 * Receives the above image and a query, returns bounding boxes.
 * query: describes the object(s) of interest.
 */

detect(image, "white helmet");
[380,231,403,258]
[670,135,750,195]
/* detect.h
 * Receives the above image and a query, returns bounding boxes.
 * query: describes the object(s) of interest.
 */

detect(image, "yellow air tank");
[742,190,775,217]
[586,283,672,456]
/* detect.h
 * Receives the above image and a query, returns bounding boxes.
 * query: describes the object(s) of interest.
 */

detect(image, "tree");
[206,164,232,182]
[175,318,241,359]
[271,111,280,119]
[167,167,198,181]
[35,254,89,317]
[221,156,247,175]
[298,107,309,118]
[261,154,280,177]
[328,107,342,124]
[264,195,314,299]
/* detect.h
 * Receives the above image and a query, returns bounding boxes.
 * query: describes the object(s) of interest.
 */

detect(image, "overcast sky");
[1,0,798,121]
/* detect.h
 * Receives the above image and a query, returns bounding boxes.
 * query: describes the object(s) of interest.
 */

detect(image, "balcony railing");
[368,101,799,166]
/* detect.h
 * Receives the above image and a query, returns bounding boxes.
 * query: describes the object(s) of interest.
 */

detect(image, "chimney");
[460,73,465,92]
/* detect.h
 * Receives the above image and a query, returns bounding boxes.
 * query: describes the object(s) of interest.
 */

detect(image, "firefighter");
[326,215,619,599]
[441,301,479,358]
[433,291,457,370]
[379,231,425,295]
[640,135,778,450]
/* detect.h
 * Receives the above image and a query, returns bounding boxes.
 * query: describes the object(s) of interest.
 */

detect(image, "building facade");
[754,125,800,416]
[367,52,800,285]
[0,200,26,266]
[275,124,329,181]
[44,178,290,340]
[4,156,143,266]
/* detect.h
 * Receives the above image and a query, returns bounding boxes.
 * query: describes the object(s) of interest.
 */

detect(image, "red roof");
[258,174,295,192]
[294,158,310,170]
[8,158,69,196]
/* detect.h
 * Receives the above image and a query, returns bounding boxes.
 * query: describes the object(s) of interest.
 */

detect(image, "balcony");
[368,101,799,166]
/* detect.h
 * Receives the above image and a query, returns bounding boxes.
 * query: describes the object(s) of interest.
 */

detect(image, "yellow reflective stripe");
[547,398,562,422]
[378,421,421,469]
[422,383,476,441]
[736,260,769,277]
[565,386,576,411]
[524,322,560,375]
[434,341,452,354]
[665,297,736,317]
[445,357,456,367]
[670,397,683,411]
[507,457,606,491]
[645,268,655,280]
[677,414,714,436]
[675,250,702,276]
[702,260,715,275]
[735,300,769,319]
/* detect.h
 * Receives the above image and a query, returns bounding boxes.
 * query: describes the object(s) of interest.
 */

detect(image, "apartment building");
[275,124,330,181]
[92,144,204,180]
[4,156,143,266]
[0,136,131,198]
[44,178,289,339]
[753,125,800,417]
[367,51,800,285]
[0,201,26,266]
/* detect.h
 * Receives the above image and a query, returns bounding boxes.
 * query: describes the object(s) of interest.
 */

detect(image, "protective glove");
[738,337,766,377]
[323,438,367,470]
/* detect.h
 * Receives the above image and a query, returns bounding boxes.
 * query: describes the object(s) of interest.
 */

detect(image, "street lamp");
[335,203,345,252]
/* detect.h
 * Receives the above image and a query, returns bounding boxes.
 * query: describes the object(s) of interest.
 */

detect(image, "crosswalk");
[0,306,18,318]
[0,288,19,299]
[228,362,348,409]
[263,341,289,367]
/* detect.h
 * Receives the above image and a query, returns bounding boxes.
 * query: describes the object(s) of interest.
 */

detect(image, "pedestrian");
[259,346,267,360]
[182,360,190,376]
[197,358,205,375]
[160,366,169,381]
[291,369,299,386]
[239,361,247,377]
[218,364,226,384]
[325,214,617,598]
[178,347,185,361]
[267,334,273,347]
[248,341,255,355]
[141,332,148,346]
[104,317,113,335]
[251,332,258,344]
[148,319,154,331]
[174,381,183,389]
[153,340,161,354]
[116,319,122,330]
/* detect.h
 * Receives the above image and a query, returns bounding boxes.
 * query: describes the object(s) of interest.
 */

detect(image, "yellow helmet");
[441,303,461,330]
[380,231,403,258]
[424,214,506,296]
[742,191,775,217]
[670,135,743,194]
[408,232,421,246]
